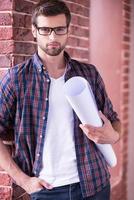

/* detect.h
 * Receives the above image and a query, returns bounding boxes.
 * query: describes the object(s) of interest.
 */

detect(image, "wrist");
[13,171,30,188]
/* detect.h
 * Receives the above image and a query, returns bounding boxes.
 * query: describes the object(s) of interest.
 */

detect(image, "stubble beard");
[45,47,64,56]
[43,42,66,56]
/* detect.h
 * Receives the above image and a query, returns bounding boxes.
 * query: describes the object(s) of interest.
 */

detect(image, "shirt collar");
[32,51,72,73]
[33,53,44,72]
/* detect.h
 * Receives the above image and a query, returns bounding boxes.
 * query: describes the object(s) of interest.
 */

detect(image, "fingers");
[79,124,99,143]
[40,179,53,190]
[79,124,89,134]
[79,124,96,137]
[79,124,100,134]
[98,111,108,124]
[79,122,108,143]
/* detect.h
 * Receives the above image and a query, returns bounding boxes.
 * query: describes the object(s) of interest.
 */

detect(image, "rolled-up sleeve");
[95,69,120,123]
[0,70,16,137]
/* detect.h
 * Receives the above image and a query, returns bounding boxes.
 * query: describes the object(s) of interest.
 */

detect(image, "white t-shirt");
[39,75,80,187]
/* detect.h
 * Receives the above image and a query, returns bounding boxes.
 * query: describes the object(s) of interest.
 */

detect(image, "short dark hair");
[32,0,71,27]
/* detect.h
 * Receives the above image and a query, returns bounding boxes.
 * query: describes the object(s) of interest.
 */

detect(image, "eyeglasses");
[35,26,68,36]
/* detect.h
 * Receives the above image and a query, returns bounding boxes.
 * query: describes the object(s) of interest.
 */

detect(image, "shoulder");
[69,58,101,80]
[1,56,34,93]
[9,56,33,79]
[70,58,98,72]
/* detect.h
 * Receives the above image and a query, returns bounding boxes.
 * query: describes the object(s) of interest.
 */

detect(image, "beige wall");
[90,0,122,186]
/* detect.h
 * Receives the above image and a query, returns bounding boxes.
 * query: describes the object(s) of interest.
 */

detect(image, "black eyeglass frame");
[35,25,69,36]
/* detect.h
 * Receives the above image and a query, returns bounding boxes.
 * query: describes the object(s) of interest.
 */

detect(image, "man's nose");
[49,30,57,40]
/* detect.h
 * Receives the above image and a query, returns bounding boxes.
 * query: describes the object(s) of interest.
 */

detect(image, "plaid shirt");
[0,52,119,198]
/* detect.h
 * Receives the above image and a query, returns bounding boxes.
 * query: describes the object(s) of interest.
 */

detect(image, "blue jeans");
[30,182,110,200]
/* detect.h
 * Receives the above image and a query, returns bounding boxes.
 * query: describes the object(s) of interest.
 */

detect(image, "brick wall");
[0,0,13,199]
[65,0,89,62]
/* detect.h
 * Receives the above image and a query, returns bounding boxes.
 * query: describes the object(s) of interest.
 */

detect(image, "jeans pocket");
[30,188,44,196]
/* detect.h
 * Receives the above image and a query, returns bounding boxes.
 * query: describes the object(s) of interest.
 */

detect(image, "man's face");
[32,14,69,56]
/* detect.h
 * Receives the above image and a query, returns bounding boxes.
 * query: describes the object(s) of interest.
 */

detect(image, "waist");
[52,182,80,190]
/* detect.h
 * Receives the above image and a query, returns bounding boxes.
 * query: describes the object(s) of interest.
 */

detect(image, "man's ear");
[32,25,37,39]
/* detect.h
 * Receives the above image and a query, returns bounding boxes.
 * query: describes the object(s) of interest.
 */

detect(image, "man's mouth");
[48,42,60,48]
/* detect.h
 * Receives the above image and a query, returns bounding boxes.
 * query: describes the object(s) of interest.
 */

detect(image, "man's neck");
[38,50,66,78]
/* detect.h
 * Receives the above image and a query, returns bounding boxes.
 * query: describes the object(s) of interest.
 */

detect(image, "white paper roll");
[63,76,117,167]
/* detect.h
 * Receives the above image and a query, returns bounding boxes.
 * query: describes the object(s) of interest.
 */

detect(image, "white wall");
[127,1,134,199]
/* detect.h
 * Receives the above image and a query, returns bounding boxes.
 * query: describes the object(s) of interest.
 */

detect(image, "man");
[0,0,121,199]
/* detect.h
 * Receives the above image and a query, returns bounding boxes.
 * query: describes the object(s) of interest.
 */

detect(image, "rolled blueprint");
[63,76,117,167]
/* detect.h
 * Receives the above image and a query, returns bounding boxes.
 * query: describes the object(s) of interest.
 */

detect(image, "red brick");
[71,25,89,38]
[122,75,129,82]
[122,90,129,97]
[78,39,89,48]
[123,95,129,103]
[12,55,31,65]
[124,11,131,19]
[13,28,33,41]
[68,37,78,47]
[0,41,14,54]
[67,48,89,59]
[14,0,34,14]
[14,42,36,55]
[0,187,12,200]
[0,27,13,40]
[68,37,89,48]
[13,13,31,28]
[123,4,131,12]
[68,2,89,17]
[0,13,12,26]
[123,67,129,74]
[72,15,89,27]
[0,55,11,67]
[123,82,130,89]
[123,86,129,94]
[124,51,130,58]
[124,20,130,27]
[0,0,13,11]
[124,27,130,34]
[123,35,130,42]
[78,16,89,27]
[122,59,129,65]
[124,0,130,3]
[65,0,89,8]
[122,43,130,50]
[0,173,12,186]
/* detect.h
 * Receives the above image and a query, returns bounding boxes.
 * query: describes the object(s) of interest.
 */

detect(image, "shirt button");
[37,153,40,157]
[47,79,50,82]
[40,135,42,138]
[42,116,45,120]
[45,98,48,101]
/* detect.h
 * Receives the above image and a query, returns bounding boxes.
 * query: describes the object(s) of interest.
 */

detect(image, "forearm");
[0,139,29,187]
